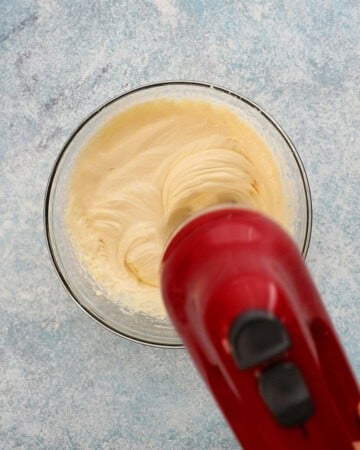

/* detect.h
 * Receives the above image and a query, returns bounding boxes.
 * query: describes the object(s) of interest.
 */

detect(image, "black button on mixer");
[259,362,314,427]
[229,310,291,369]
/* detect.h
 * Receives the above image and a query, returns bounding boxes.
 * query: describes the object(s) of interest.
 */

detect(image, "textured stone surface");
[0,1,359,448]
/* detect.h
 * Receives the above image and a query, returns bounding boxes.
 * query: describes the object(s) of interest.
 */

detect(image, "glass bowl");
[44,81,312,347]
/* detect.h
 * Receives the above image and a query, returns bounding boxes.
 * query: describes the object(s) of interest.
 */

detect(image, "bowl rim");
[44,80,313,348]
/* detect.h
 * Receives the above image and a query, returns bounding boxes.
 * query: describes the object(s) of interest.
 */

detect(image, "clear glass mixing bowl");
[44,81,312,347]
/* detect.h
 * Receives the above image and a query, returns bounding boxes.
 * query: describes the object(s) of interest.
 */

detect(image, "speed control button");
[229,310,291,369]
[259,362,314,427]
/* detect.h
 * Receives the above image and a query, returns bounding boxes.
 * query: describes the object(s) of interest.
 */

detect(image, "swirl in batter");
[66,99,289,318]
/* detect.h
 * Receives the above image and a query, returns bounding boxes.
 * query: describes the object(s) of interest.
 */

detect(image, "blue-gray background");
[1,1,359,448]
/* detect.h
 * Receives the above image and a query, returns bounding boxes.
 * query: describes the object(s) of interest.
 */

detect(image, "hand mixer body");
[161,208,360,450]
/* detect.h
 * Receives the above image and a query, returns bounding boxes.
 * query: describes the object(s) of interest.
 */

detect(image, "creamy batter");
[66,99,289,318]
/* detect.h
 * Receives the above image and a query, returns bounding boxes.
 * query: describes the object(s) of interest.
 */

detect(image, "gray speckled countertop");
[1,1,359,449]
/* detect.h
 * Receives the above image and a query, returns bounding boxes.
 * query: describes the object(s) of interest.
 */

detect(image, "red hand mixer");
[161,207,360,450]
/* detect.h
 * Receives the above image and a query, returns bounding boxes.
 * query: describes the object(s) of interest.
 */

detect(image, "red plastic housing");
[161,208,360,450]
